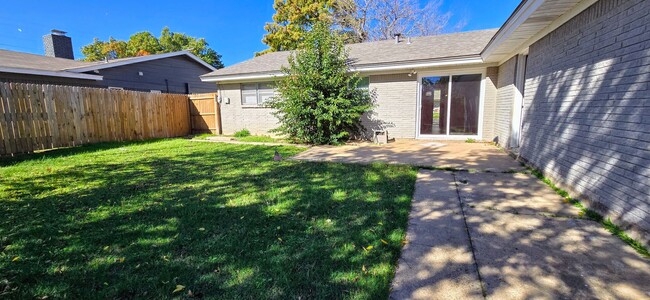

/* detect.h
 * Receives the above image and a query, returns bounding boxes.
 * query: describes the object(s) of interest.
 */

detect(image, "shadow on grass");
[0,139,417,299]
[0,138,176,167]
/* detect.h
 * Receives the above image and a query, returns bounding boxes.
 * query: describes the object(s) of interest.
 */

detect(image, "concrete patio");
[291,139,525,172]
[291,139,650,299]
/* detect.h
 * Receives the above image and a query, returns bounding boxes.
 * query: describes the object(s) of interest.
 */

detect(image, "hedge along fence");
[0,82,191,156]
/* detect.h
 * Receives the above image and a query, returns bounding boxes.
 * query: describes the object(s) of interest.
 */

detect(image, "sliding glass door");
[419,73,481,137]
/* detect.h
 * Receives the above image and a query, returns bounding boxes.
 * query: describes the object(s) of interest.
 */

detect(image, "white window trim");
[241,82,276,106]
[415,67,486,140]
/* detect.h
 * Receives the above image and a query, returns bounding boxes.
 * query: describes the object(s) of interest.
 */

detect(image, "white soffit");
[482,0,594,64]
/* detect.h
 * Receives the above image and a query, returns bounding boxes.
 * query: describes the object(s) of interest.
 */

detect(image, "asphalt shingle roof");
[202,29,498,78]
[0,49,98,71]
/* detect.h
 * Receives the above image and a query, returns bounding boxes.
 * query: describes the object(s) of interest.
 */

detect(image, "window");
[241,82,276,105]
[419,74,481,136]
[356,77,369,90]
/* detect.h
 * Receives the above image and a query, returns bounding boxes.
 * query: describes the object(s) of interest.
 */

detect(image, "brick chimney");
[43,29,74,59]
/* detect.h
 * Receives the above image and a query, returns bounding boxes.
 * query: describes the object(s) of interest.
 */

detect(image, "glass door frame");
[415,67,487,140]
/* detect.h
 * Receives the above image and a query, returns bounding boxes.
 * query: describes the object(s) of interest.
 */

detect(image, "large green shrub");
[269,22,373,145]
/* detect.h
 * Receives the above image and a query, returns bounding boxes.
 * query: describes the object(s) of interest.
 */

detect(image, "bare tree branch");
[335,0,457,42]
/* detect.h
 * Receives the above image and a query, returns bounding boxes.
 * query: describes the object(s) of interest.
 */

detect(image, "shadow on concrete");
[391,169,650,300]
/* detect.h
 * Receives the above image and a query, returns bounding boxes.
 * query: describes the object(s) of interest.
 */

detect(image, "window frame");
[241,82,276,106]
[357,77,370,90]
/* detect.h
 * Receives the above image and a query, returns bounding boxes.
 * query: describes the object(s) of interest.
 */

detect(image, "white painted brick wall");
[520,0,650,243]
[494,57,516,146]
[219,74,420,139]
[217,83,279,136]
[482,67,499,140]
[364,73,418,138]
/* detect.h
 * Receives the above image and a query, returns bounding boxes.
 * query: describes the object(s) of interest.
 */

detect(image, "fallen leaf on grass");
[11,256,19,262]
[381,239,389,245]
[173,285,185,293]
[363,245,373,252]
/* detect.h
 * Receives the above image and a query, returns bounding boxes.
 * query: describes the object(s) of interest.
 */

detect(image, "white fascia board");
[202,56,485,83]
[65,51,217,73]
[353,57,485,73]
[481,0,546,60]
[497,0,598,65]
[0,67,103,80]
[200,72,284,83]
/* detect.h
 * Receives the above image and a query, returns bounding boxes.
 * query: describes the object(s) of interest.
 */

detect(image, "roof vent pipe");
[394,33,401,44]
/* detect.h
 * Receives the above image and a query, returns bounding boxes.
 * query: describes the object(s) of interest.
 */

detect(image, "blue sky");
[0,0,520,66]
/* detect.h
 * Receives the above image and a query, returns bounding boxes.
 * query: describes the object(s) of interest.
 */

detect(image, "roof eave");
[481,0,597,64]
[0,67,104,80]
[201,55,485,83]
[481,0,545,61]
[64,51,217,73]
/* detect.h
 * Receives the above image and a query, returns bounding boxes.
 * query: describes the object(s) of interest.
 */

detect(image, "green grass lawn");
[0,139,416,299]
[194,134,281,144]
[234,135,279,143]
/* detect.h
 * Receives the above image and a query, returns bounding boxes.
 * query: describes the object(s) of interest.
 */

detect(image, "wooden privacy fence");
[188,93,221,134]
[0,82,191,156]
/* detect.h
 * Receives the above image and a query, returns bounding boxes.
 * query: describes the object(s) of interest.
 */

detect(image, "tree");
[259,0,458,55]
[81,37,127,61]
[258,0,337,55]
[269,22,373,145]
[81,27,224,69]
[126,32,161,56]
[336,0,454,42]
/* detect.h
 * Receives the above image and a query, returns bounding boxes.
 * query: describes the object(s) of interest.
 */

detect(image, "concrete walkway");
[391,170,650,300]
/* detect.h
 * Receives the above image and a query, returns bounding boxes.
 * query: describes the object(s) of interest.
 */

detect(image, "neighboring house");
[0,31,217,94]
[202,0,649,243]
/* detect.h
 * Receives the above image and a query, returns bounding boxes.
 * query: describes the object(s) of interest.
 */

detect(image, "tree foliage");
[81,27,224,68]
[269,22,373,145]
[258,0,337,56]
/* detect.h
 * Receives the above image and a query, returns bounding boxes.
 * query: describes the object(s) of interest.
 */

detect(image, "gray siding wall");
[217,83,278,136]
[364,73,418,138]
[1,56,216,94]
[520,0,650,242]
[494,57,517,146]
[90,56,216,94]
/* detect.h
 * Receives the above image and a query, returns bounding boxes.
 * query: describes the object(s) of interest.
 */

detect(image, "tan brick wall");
[364,73,418,138]
[217,83,279,136]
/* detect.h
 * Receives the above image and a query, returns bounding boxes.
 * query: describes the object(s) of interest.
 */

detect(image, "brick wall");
[494,57,517,146]
[217,83,279,136]
[364,73,418,138]
[482,67,499,140]
[520,0,650,243]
